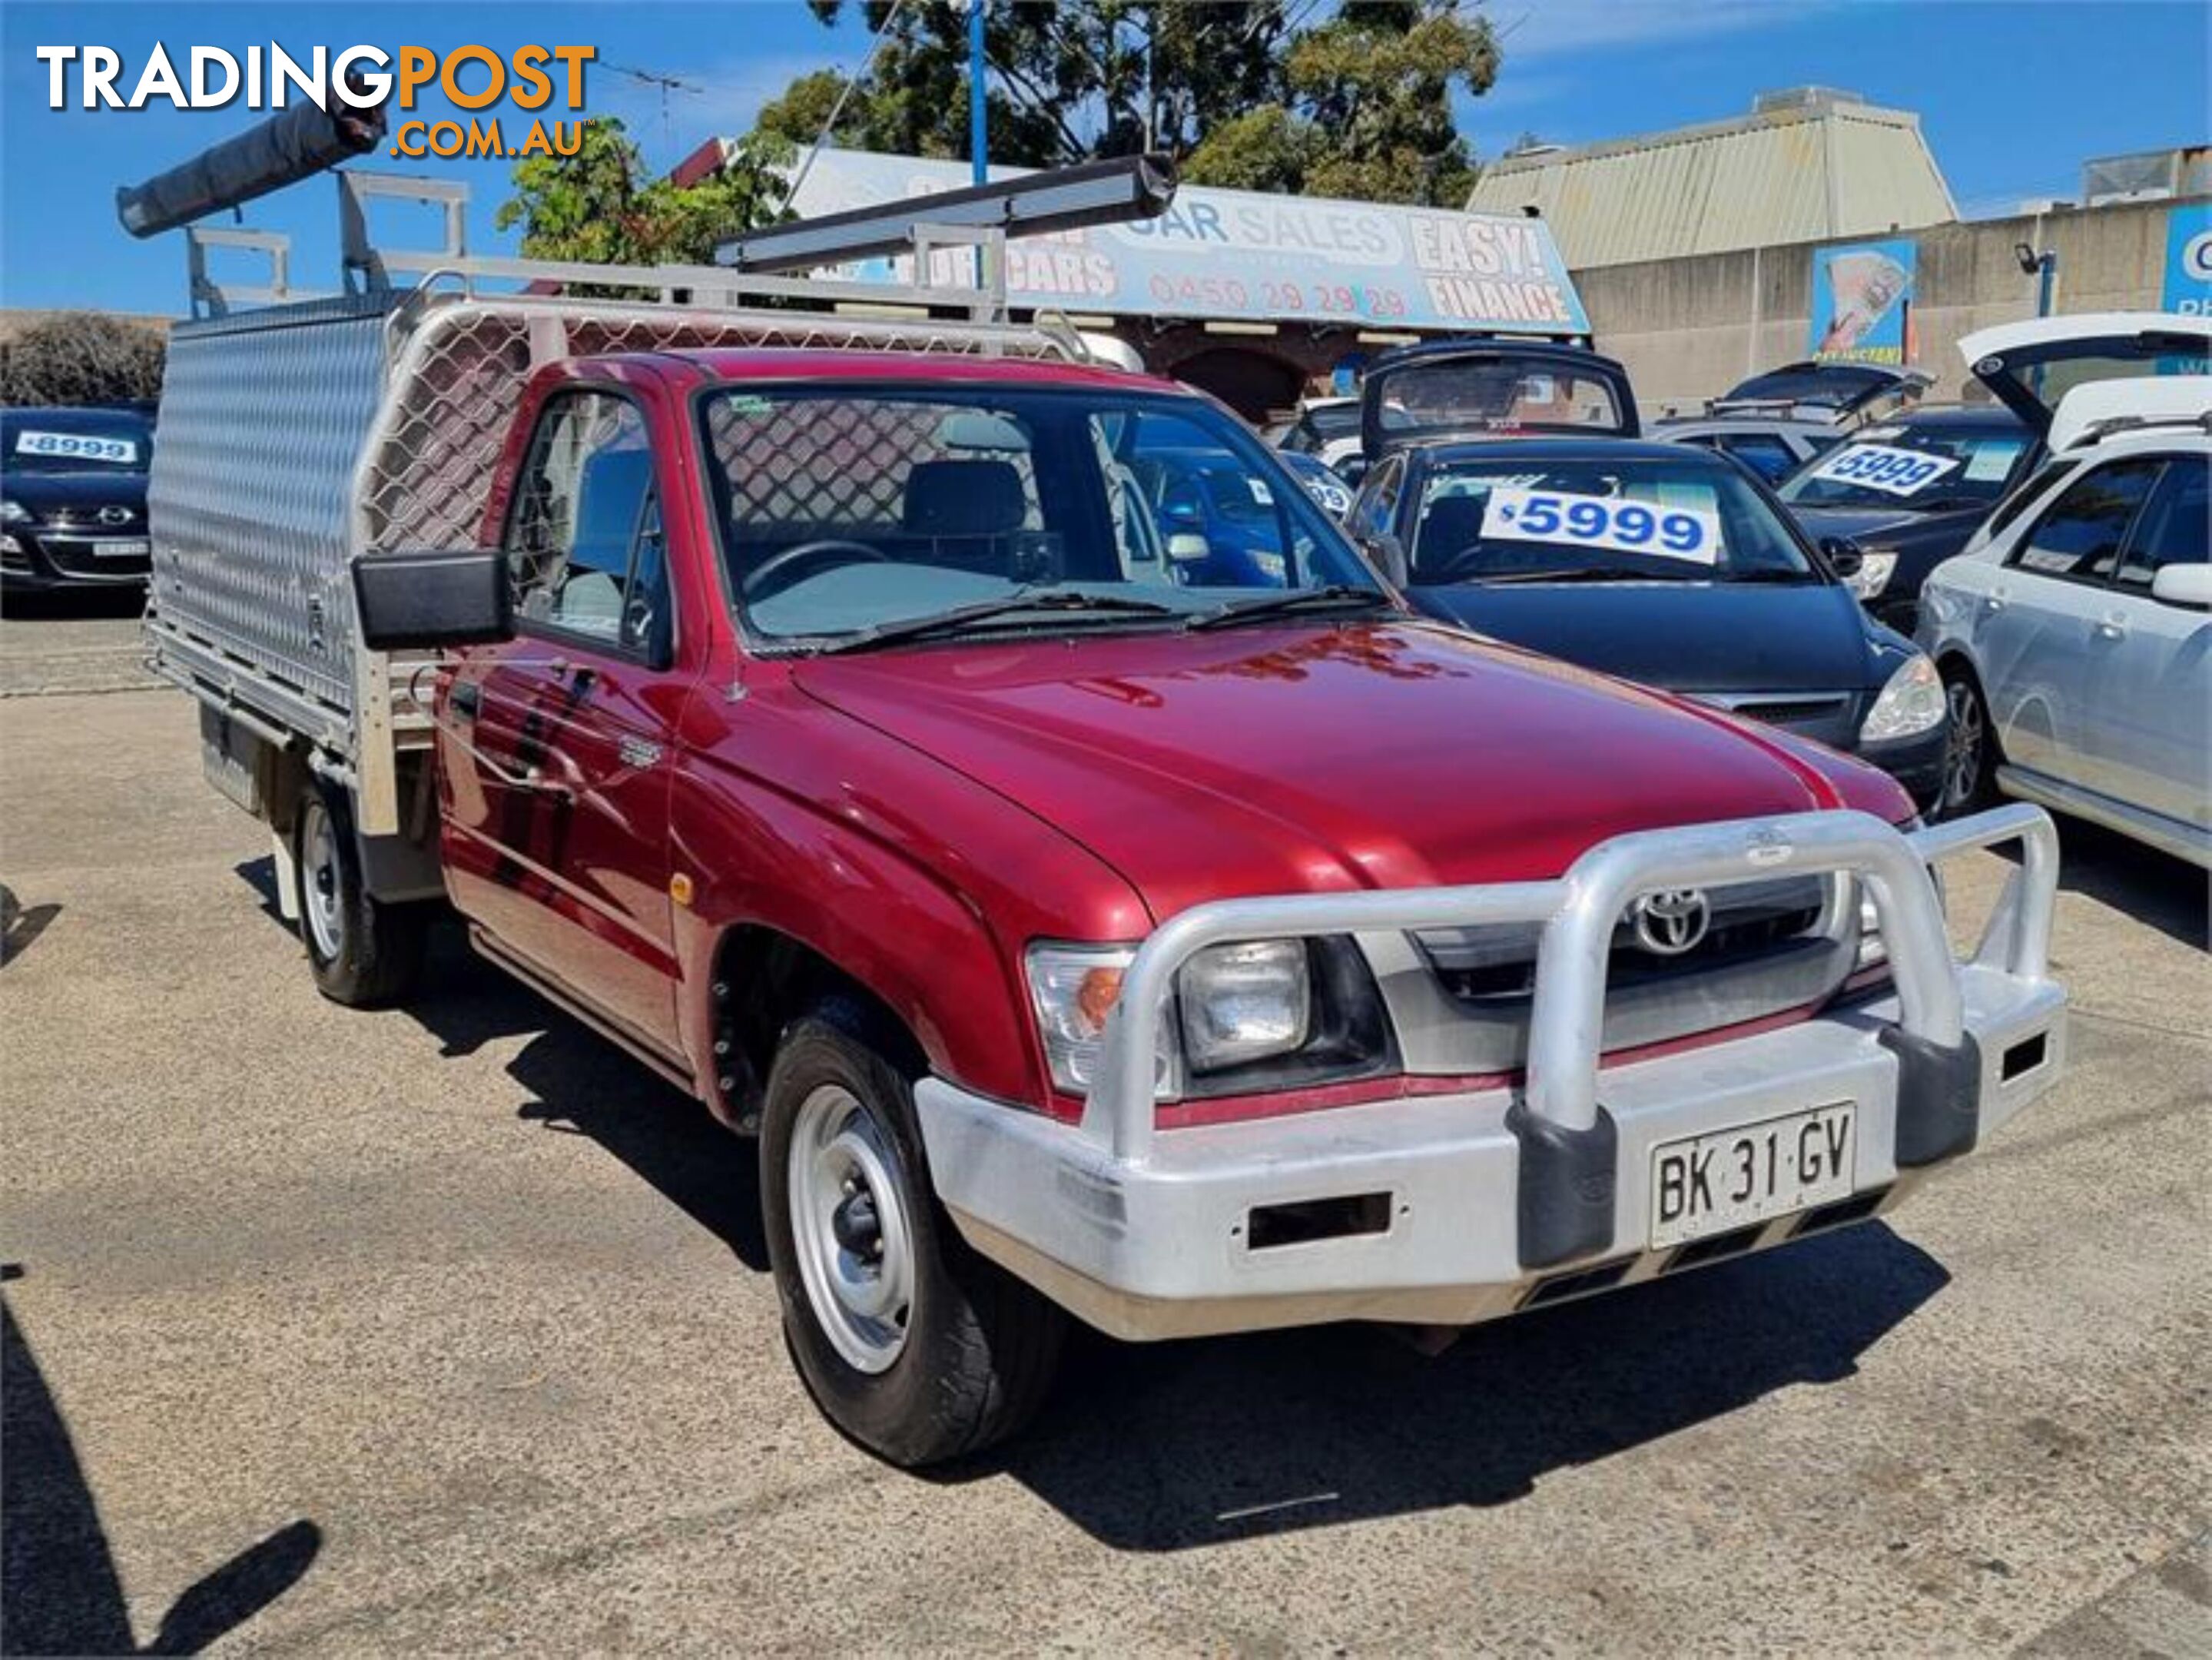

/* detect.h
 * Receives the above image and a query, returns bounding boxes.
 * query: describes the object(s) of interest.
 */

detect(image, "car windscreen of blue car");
[1407,453,1818,585]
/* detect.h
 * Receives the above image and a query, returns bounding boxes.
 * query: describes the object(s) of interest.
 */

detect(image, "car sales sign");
[786,149,1591,337]
[1481,487,1721,563]
[1810,443,1960,497]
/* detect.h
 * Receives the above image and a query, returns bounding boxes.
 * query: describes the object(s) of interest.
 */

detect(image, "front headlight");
[1025,936,1387,1099]
[1860,653,1945,743]
[1179,939,1310,1073]
[1851,549,1898,598]
[0,500,31,526]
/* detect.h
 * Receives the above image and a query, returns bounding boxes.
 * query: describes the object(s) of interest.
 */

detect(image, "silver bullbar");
[915,804,2064,1341]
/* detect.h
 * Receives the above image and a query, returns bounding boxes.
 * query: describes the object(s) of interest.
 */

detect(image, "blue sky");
[2,0,2205,316]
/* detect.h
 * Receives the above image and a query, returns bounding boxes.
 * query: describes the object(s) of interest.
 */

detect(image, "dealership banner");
[2161,201,2212,317]
[1809,237,1917,366]
[784,148,1590,336]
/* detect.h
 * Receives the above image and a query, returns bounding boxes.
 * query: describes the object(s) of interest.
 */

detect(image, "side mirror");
[2151,563,2212,609]
[352,549,514,651]
[1819,536,1865,581]
[1359,532,1410,589]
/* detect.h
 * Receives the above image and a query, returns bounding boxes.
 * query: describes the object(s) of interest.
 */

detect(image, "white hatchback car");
[1918,314,2210,865]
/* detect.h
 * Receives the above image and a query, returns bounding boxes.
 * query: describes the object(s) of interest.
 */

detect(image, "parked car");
[1774,405,2037,635]
[1917,315,2210,862]
[1263,395,1364,476]
[1345,437,1952,805]
[1654,361,1931,483]
[1128,444,1305,585]
[145,251,2068,1469]
[0,405,156,594]
[1275,447,1354,517]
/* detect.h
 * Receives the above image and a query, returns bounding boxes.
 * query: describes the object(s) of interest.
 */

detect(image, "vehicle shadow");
[2,1270,322,1654]
[0,587,146,622]
[950,1222,1948,1550]
[232,857,769,1273]
[0,886,60,968]
[2049,818,2207,953]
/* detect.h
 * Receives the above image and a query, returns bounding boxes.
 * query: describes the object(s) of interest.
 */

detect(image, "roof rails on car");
[2066,409,2212,448]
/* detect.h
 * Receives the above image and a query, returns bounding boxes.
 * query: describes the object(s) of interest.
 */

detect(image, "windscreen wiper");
[1476,565,1697,585]
[814,589,1182,655]
[1183,584,1397,632]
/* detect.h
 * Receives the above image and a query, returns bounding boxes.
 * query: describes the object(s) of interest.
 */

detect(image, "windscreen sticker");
[1962,440,2026,482]
[13,429,137,464]
[1481,486,1721,564]
[1812,442,1961,496]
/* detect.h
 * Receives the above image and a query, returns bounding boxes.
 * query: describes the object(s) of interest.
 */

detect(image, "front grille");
[1418,876,1832,1004]
[1395,875,1856,1076]
[1685,691,1856,742]
[36,535,151,578]
[39,505,144,530]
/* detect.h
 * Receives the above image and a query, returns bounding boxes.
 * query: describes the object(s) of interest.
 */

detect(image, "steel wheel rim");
[1942,680,1983,811]
[301,798,346,963]
[788,1084,914,1374]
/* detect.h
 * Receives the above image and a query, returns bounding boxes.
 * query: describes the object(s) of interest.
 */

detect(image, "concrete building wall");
[1579,196,2192,415]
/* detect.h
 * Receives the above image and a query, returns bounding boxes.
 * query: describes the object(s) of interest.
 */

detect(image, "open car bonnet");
[1361,340,1640,459]
[1959,310,2210,437]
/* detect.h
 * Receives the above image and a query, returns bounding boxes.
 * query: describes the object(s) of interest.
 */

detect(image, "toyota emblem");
[1633,888,1711,956]
[98,505,132,526]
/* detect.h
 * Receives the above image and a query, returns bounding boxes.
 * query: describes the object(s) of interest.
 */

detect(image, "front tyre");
[1936,662,1998,820]
[762,998,1065,1467]
[292,779,428,1007]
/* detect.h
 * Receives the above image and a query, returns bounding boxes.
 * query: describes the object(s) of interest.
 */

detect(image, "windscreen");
[1778,419,2029,512]
[2,414,151,472]
[1407,453,1816,585]
[698,387,1383,644]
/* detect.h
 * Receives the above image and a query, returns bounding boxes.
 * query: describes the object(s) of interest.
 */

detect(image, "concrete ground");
[2,606,2207,1656]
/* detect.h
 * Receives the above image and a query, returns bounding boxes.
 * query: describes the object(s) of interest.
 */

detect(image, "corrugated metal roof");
[1469,92,1957,269]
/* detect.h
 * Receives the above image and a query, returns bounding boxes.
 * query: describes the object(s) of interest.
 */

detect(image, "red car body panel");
[436,350,1915,1120]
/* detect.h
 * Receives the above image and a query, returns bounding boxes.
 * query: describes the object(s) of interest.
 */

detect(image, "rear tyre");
[1935,662,1998,820]
[761,997,1066,1467]
[292,779,428,1008]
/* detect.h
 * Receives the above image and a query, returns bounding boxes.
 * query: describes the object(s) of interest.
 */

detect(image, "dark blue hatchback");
[1344,436,1952,805]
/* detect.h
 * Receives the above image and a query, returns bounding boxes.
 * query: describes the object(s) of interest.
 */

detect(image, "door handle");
[1982,593,2007,613]
[2094,615,2128,641]
[449,681,482,720]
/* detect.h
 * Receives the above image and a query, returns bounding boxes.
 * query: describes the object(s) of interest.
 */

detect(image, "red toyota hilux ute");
[151,336,2068,1467]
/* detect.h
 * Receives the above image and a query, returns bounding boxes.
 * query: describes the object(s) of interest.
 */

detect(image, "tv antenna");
[602,61,705,158]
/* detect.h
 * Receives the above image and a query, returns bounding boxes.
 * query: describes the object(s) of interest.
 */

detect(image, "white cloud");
[1481,0,1843,58]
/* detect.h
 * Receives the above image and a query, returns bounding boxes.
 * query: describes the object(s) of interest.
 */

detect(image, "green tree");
[495,117,792,270]
[753,0,1494,208]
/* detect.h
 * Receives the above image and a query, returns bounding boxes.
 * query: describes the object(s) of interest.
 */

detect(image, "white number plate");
[1482,486,1721,564]
[1811,443,1959,497]
[91,538,150,558]
[13,430,138,465]
[1650,1102,1856,1250]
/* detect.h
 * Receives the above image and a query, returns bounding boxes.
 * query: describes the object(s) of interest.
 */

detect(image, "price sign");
[1811,443,1959,496]
[1481,486,1721,564]
[12,430,138,465]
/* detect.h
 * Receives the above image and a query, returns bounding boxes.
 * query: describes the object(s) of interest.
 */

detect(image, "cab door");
[439,387,691,1055]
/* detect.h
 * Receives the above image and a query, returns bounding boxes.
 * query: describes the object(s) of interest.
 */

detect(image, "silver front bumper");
[915,805,2066,1341]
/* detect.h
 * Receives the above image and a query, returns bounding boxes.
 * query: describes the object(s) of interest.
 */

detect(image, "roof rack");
[182,171,1015,321]
[174,154,1177,324]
